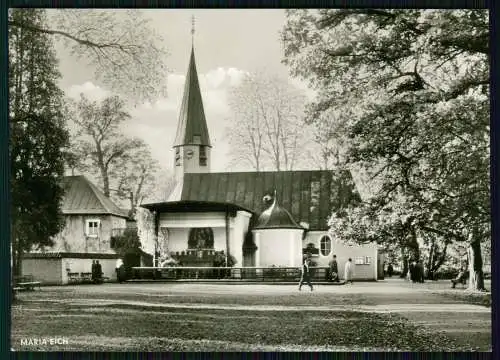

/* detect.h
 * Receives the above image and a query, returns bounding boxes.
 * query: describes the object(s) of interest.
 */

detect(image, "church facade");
[141,46,381,280]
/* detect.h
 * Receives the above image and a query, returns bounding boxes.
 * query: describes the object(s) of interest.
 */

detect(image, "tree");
[225,71,310,171]
[283,9,489,290]
[9,9,70,275]
[70,93,145,198]
[9,9,168,103]
[110,146,160,212]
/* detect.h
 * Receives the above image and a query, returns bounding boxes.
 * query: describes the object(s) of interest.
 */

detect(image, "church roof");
[173,46,211,148]
[61,176,129,218]
[254,192,303,230]
[156,170,360,231]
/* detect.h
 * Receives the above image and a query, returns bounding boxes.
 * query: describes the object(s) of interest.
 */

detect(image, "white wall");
[253,229,303,267]
[159,211,227,228]
[303,231,378,280]
[22,258,62,285]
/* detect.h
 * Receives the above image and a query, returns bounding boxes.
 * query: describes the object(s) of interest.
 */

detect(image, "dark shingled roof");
[173,46,211,148]
[173,170,360,231]
[254,194,303,230]
[61,176,129,218]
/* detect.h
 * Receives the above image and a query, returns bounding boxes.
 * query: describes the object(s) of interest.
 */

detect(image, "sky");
[53,9,313,174]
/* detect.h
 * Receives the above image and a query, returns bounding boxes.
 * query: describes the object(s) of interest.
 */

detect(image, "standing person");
[328,254,339,282]
[116,258,124,283]
[409,260,416,282]
[416,260,425,283]
[95,260,103,284]
[298,257,314,291]
[344,258,354,285]
[91,260,97,283]
[387,263,394,277]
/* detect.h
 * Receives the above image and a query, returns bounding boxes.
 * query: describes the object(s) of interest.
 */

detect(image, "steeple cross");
[191,15,195,44]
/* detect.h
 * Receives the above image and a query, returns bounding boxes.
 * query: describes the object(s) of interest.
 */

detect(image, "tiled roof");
[61,176,129,218]
[163,170,360,231]
[173,46,211,147]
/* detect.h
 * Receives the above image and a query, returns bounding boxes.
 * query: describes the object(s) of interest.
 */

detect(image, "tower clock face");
[185,149,194,159]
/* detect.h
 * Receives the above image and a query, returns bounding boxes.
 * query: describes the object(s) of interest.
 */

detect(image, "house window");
[365,256,372,265]
[175,148,181,166]
[319,235,332,256]
[86,219,100,237]
[188,228,214,249]
[199,146,207,166]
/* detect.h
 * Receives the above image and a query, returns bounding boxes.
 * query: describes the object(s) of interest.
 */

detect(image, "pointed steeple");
[173,45,211,148]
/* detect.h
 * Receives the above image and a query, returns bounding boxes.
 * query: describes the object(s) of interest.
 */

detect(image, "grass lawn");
[11,282,491,352]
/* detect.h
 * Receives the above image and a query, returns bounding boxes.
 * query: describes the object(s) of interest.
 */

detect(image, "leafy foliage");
[111,228,142,257]
[9,9,169,103]
[283,10,489,289]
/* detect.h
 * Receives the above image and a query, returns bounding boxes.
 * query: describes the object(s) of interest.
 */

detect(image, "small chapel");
[141,33,381,280]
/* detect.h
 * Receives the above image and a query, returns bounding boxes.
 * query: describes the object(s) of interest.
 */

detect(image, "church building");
[141,42,381,280]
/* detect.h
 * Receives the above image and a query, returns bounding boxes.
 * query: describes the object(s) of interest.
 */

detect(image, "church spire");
[173,18,211,149]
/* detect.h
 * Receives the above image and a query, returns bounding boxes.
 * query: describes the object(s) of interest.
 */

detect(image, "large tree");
[70,93,147,198]
[9,9,168,103]
[283,9,489,290]
[225,71,310,171]
[110,146,160,212]
[9,9,70,275]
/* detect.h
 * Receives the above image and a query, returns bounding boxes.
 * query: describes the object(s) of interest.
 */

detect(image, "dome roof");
[254,192,303,230]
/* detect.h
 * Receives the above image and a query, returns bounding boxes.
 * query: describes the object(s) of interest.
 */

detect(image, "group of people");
[298,254,355,291]
[408,260,425,283]
[91,260,103,284]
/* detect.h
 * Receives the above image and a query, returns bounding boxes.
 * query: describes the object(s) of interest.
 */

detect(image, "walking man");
[344,258,354,285]
[299,257,314,291]
[328,254,339,282]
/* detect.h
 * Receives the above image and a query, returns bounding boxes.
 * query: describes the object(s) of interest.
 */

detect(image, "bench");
[13,275,41,291]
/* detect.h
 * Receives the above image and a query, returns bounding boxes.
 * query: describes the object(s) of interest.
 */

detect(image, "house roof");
[146,170,360,231]
[254,192,303,230]
[61,176,129,218]
[173,46,211,148]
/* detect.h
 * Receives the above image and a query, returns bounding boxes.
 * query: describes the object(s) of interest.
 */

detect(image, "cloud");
[66,81,109,101]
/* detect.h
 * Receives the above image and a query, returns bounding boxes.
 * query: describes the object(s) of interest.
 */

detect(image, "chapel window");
[319,235,332,256]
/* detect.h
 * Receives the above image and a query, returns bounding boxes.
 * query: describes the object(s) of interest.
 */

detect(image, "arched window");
[320,235,332,256]
[188,228,214,249]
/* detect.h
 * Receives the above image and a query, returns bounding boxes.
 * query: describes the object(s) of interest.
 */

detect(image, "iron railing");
[131,266,336,282]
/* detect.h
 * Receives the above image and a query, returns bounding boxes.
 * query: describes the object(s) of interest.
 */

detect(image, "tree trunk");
[400,247,408,278]
[468,239,485,291]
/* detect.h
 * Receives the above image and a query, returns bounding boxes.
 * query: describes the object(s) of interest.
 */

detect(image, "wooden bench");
[13,275,41,291]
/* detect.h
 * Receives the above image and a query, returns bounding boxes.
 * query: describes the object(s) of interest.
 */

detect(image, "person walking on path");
[344,258,354,285]
[328,254,339,282]
[387,263,394,277]
[299,257,314,291]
